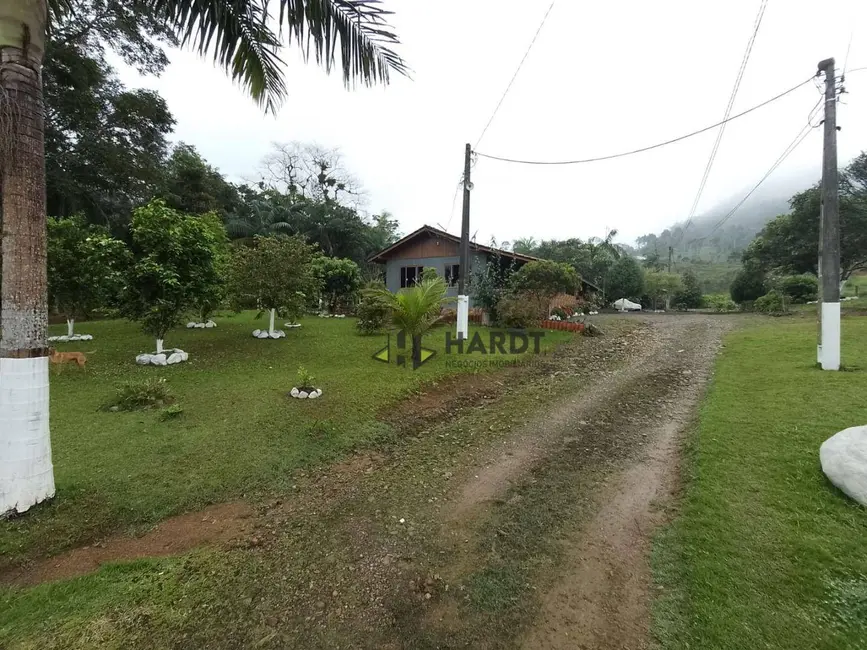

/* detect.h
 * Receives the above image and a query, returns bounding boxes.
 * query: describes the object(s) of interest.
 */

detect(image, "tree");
[471,253,518,322]
[673,270,703,308]
[119,200,224,352]
[47,216,129,337]
[160,143,241,219]
[606,256,645,302]
[730,261,767,304]
[228,235,319,335]
[644,271,683,310]
[43,0,177,230]
[0,0,406,514]
[193,212,230,322]
[511,260,579,301]
[369,277,451,367]
[314,256,361,313]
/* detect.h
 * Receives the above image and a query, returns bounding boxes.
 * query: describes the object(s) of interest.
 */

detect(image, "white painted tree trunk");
[156,338,164,354]
[0,357,54,514]
[67,319,74,337]
[0,1,54,515]
[268,309,276,335]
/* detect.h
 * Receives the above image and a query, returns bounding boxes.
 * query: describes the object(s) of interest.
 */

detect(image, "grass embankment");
[0,313,567,567]
[653,317,867,649]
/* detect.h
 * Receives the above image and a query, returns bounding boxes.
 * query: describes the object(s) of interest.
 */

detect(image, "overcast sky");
[118,0,866,246]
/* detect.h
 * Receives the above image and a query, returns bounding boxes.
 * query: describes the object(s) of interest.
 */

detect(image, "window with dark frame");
[445,264,460,287]
[399,265,424,288]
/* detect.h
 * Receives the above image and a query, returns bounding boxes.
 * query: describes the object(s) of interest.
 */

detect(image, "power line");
[474,0,557,148]
[678,0,769,243]
[443,175,463,232]
[473,77,812,165]
[685,120,817,248]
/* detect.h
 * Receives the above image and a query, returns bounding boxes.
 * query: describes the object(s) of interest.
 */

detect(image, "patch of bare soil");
[1,502,253,587]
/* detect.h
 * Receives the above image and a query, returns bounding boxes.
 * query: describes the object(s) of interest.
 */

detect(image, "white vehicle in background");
[613,298,642,312]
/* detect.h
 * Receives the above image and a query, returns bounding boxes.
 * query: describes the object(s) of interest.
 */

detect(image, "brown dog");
[48,347,88,370]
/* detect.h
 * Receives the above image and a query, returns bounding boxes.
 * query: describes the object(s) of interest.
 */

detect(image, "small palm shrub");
[356,281,391,334]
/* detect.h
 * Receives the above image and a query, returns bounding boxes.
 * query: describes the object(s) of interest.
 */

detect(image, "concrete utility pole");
[456,143,472,340]
[818,57,841,370]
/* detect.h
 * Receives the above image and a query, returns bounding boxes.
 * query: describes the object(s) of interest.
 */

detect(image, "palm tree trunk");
[0,0,54,515]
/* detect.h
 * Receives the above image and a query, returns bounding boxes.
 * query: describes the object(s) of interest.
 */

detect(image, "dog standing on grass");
[48,347,91,371]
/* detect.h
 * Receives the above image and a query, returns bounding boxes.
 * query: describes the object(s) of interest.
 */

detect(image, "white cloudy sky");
[118,0,867,246]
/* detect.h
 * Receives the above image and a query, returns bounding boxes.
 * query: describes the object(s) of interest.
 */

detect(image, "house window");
[400,265,424,288]
[445,264,460,287]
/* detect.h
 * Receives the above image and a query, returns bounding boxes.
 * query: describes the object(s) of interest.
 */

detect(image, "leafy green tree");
[119,200,224,352]
[160,143,241,219]
[228,235,319,334]
[47,216,130,336]
[644,271,683,310]
[605,256,645,302]
[730,261,767,304]
[314,256,361,313]
[642,250,666,272]
[511,260,580,303]
[356,280,390,334]
[193,212,230,322]
[673,270,703,308]
[369,277,451,367]
[366,211,401,253]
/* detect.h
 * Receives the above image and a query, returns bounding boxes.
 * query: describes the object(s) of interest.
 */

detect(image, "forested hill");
[636,168,820,262]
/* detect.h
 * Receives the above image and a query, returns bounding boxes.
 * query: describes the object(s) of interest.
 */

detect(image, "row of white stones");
[290,387,323,399]
[136,349,189,366]
[48,334,93,342]
[186,321,217,329]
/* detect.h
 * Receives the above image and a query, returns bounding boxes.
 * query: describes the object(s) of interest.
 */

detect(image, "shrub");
[356,281,390,334]
[296,365,315,390]
[704,293,738,312]
[673,270,703,308]
[314,257,362,313]
[778,274,818,304]
[606,256,645,301]
[550,293,578,316]
[496,292,543,328]
[754,289,787,313]
[471,254,518,322]
[104,378,173,411]
[730,262,766,303]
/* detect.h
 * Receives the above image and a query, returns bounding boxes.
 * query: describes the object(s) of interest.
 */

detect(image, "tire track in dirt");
[518,315,733,650]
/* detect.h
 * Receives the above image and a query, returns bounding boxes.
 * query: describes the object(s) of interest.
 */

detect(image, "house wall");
[384,251,489,303]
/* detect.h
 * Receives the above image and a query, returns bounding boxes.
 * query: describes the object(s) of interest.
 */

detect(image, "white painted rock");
[252,329,261,337]
[186,322,196,329]
[297,391,309,399]
[151,353,167,366]
[48,333,94,342]
[167,352,184,365]
[290,387,300,397]
[820,425,867,506]
[284,323,302,329]
[334,314,346,319]
[135,348,188,366]
[136,353,152,365]
[194,323,206,329]
[308,391,319,399]
[269,330,285,339]
[205,320,216,328]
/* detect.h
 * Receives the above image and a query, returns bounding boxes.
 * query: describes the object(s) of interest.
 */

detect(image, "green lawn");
[653,316,867,649]
[1,313,567,568]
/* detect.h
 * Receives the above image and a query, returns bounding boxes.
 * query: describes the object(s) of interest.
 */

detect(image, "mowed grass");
[653,315,867,649]
[0,313,567,567]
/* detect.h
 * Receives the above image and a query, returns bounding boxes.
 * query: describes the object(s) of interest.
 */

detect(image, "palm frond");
[147,0,407,113]
[148,0,287,113]
[277,0,409,87]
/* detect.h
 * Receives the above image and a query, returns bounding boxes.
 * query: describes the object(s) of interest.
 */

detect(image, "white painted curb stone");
[186,320,217,329]
[284,323,302,328]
